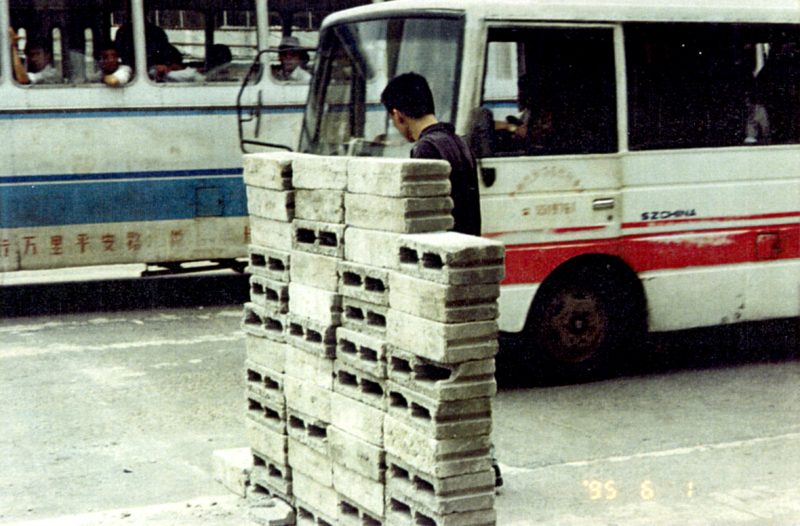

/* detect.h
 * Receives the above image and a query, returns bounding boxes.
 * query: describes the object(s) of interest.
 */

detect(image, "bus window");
[474,27,617,158]
[626,23,800,149]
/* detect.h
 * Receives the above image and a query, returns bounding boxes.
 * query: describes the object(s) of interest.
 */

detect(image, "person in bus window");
[381,72,481,237]
[204,44,234,82]
[93,46,133,87]
[9,29,60,85]
[271,36,311,83]
[151,44,204,83]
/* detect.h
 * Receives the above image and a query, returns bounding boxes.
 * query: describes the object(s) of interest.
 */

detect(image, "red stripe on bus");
[622,211,800,230]
[502,222,800,285]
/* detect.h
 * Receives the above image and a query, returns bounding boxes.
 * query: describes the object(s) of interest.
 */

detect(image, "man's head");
[278,36,307,73]
[381,72,436,141]
[24,39,51,73]
[99,46,121,75]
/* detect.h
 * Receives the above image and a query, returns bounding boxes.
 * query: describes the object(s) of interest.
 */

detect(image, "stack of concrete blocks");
[240,152,504,526]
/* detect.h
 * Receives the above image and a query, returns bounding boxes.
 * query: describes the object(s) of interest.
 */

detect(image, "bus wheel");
[526,262,644,381]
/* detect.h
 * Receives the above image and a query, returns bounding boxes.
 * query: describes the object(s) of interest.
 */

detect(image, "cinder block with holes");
[288,282,342,326]
[292,154,348,190]
[386,310,498,364]
[333,361,386,411]
[243,151,295,190]
[327,425,385,482]
[347,157,451,197]
[295,189,345,223]
[294,472,339,524]
[249,450,292,504]
[295,501,336,526]
[336,327,388,378]
[246,393,286,434]
[395,232,505,285]
[284,345,334,389]
[285,375,331,423]
[250,216,294,252]
[341,297,388,338]
[388,272,499,323]
[286,409,329,456]
[246,416,288,466]
[292,219,346,258]
[337,261,390,306]
[344,193,454,233]
[343,227,399,269]
[290,251,340,292]
[333,463,385,519]
[384,494,495,526]
[286,314,337,358]
[330,392,384,447]
[249,274,289,314]
[246,186,295,222]
[386,382,492,440]
[383,415,492,478]
[245,333,287,373]
[242,302,286,343]
[245,360,285,406]
[288,437,333,487]
[387,348,496,401]
[337,495,384,526]
[386,456,495,516]
[247,245,291,282]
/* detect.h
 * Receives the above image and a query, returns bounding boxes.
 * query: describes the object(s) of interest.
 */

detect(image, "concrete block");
[285,374,331,423]
[246,417,288,466]
[336,327,388,378]
[333,463,385,518]
[387,348,496,402]
[287,409,329,456]
[250,216,294,252]
[328,426,385,482]
[287,314,337,358]
[386,383,492,439]
[295,189,345,223]
[341,297,388,338]
[385,496,495,526]
[245,359,285,406]
[246,186,295,222]
[292,154,348,190]
[246,393,286,435]
[383,415,492,478]
[212,447,252,498]
[337,496,384,526]
[248,495,296,526]
[330,392,384,447]
[338,261,390,306]
[345,193,453,233]
[347,157,451,197]
[290,251,340,292]
[386,456,495,516]
[288,437,333,487]
[333,361,386,411]
[242,302,286,343]
[250,450,292,504]
[245,333,288,373]
[396,232,505,285]
[293,471,339,521]
[247,245,291,283]
[296,501,337,526]
[288,282,342,326]
[387,310,498,364]
[292,219,346,258]
[243,152,295,190]
[344,227,399,269]
[388,272,499,323]
[285,345,334,389]
[250,274,289,315]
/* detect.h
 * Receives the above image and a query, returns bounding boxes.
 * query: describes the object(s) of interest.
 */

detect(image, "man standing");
[381,72,481,236]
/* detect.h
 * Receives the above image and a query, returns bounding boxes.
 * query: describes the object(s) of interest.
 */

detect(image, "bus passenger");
[381,72,482,237]
[204,44,234,81]
[94,46,133,87]
[9,29,59,85]
[272,36,311,82]
[151,45,204,83]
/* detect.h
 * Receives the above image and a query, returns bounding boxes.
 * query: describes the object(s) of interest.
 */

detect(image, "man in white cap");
[272,35,311,82]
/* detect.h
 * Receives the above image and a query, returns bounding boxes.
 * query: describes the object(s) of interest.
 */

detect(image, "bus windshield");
[299,15,464,157]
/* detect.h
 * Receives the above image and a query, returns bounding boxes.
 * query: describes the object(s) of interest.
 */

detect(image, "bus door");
[470,25,622,333]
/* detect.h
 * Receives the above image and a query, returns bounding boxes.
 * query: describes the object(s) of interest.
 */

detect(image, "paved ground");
[1,270,799,525]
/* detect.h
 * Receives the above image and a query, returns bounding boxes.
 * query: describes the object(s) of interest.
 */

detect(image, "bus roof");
[323,0,800,27]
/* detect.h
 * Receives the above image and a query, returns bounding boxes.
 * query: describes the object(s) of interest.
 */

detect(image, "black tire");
[525,262,645,382]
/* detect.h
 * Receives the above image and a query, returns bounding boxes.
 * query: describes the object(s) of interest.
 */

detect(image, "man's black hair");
[381,72,435,118]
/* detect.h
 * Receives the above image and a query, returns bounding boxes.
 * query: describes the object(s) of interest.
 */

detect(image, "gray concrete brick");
[333,463,385,518]
[336,327,388,379]
[242,302,286,343]
[290,251,340,292]
[286,314,337,358]
[396,232,505,285]
[295,189,345,223]
[296,501,336,526]
[292,155,348,190]
[330,392,384,447]
[338,261,390,306]
[388,272,499,323]
[327,426,385,482]
[243,152,294,191]
[248,494,296,526]
[285,374,331,423]
[386,382,492,439]
[246,393,286,434]
[245,359,285,406]
[245,333,287,373]
[333,361,386,412]
[247,245,291,282]
[387,348,495,402]
[385,496,495,526]
[337,496,384,526]
[250,274,289,315]
[246,186,295,222]
[285,345,334,389]
[250,216,294,252]
[383,415,492,478]
[212,447,252,498]
[345,193,453,233]
[344,227,399,269]
[250,451,292,504]
[347,157,451,197]
[341,297,388,338]
[288,282,342,326]
[287,409,329,456]
[246,417,288,466]
[292,219,346,258]
[288,437,333,487]
[386,310,498,364]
